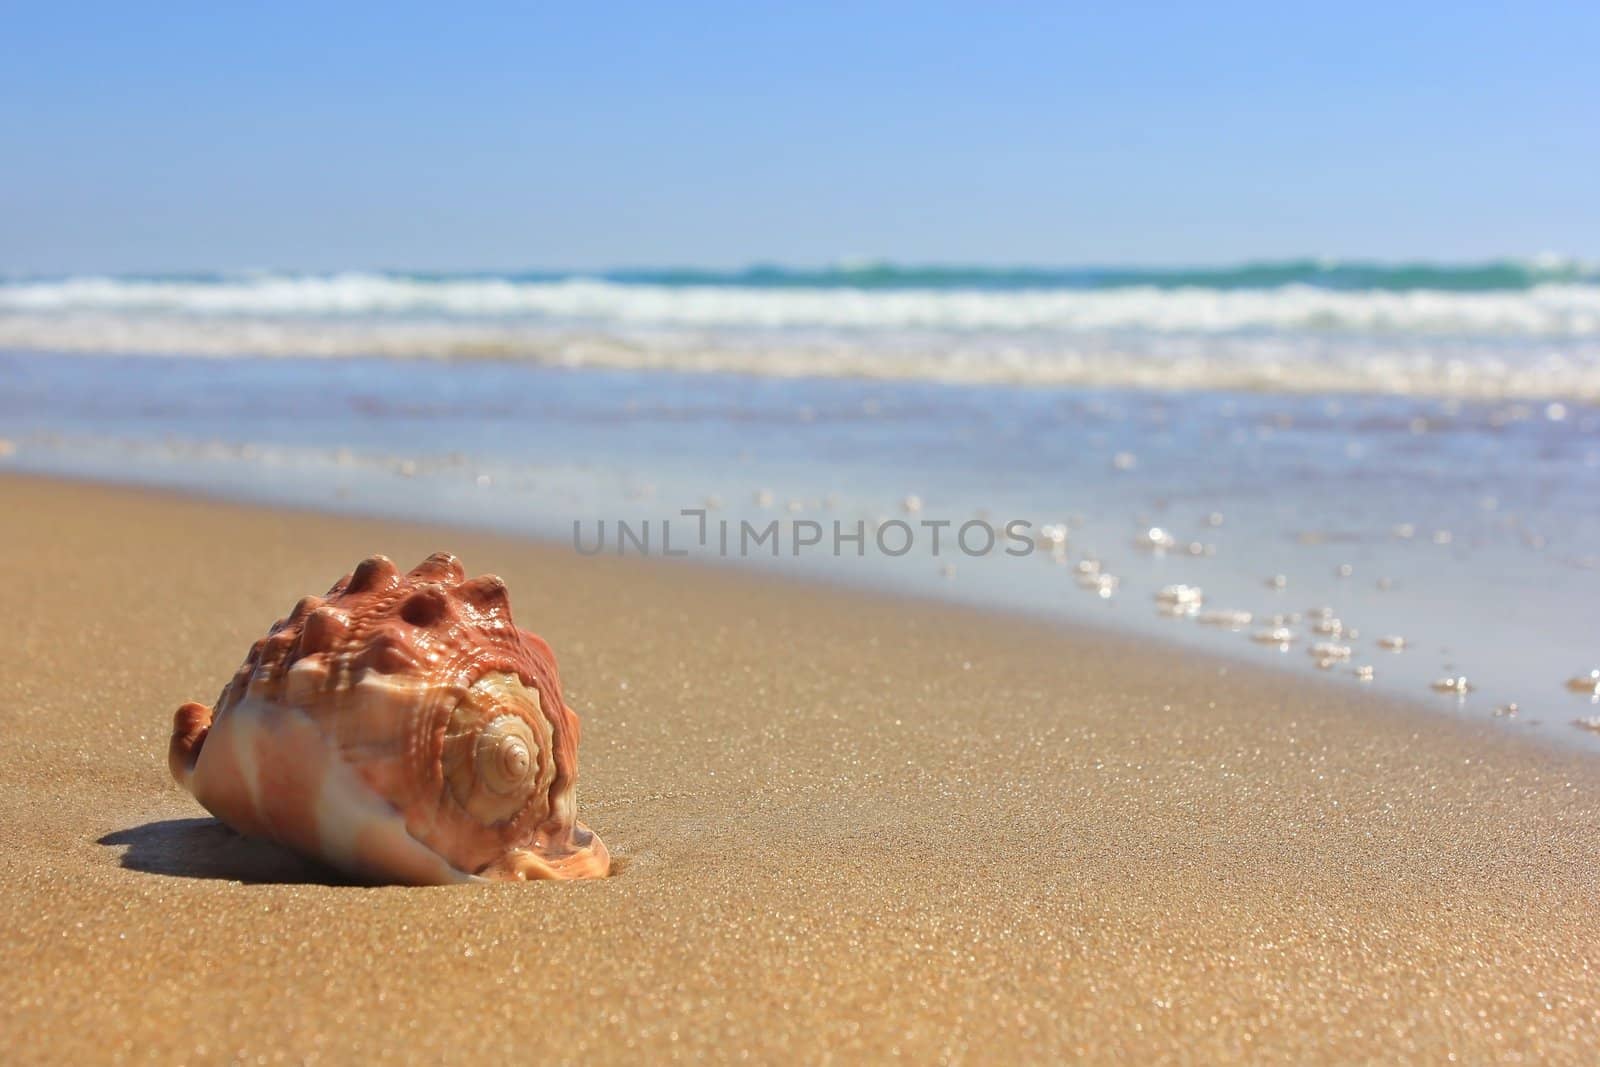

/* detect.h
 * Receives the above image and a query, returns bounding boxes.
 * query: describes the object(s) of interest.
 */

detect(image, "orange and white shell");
[168,552,609,883]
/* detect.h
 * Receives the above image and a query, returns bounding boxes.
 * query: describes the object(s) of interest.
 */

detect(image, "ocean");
[2,261,1597,744]
[3,260,1600,396]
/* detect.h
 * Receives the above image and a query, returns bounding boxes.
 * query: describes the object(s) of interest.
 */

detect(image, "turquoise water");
[8,258,1598,290]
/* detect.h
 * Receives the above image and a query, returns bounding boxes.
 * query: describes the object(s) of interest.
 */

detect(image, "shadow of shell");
[99,818,358,886]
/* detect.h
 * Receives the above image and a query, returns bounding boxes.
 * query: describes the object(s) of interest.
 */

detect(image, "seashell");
[168,552,609,884]
[1567,670,1600,695]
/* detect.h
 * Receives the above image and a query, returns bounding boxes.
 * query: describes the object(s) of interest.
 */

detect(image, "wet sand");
[2,472,1598,1063]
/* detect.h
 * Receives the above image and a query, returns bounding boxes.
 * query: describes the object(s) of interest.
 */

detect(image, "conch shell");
[168,553,609,883]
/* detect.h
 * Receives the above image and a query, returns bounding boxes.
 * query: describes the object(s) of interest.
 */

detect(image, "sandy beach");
[2,471,1598,1064]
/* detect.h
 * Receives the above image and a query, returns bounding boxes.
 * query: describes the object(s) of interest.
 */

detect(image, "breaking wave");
[3,265,1599,398]
[3,272,1600,335]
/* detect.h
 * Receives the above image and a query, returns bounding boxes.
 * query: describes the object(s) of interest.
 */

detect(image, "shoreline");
[3,473,1599,1061]
[3,463,1590,759]
[7,347,1597,738]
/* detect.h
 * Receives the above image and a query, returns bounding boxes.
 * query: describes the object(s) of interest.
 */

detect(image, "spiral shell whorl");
[481,716,534,794]
[442,672,556,826]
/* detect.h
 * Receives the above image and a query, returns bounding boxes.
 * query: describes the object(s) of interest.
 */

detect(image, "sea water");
[2,262,1597,746]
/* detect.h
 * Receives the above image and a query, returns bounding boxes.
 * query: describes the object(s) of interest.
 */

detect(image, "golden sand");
[1,474,1597,1063]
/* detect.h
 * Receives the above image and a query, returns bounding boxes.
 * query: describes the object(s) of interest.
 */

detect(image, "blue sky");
[2,3,1596,272]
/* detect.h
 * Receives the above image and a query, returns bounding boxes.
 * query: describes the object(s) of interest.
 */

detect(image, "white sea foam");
[5,274,1600,333]
[4,275,1600,398]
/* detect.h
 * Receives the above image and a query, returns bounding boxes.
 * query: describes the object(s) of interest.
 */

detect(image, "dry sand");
[1,473,1597,1064]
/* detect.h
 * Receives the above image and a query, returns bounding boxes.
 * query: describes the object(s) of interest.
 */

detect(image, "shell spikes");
[168,553,609,884]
